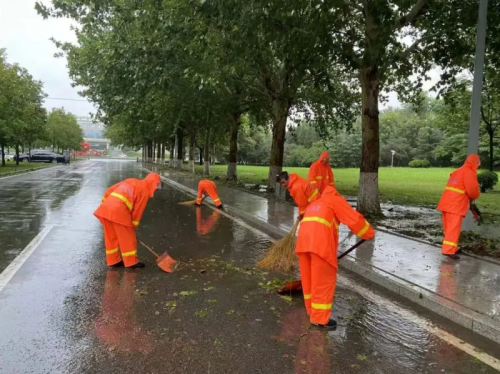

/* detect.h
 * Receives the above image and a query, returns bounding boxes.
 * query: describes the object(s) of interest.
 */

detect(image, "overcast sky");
[0,0,442,118]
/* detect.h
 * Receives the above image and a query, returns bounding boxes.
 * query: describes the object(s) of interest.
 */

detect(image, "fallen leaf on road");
[180,290,198,296]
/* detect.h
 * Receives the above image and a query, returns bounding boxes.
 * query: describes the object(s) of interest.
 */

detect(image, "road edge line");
[0,225,54,293]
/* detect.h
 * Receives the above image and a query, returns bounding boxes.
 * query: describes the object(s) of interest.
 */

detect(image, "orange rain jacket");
[287,173,320,215]
[308,151,335,193]
[296,186,375,268]
[437,154,480,217]
[94,173,161,228]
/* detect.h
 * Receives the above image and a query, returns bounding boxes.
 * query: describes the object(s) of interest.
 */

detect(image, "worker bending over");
[308,151,335,193]
[94,172,162,268]
[196,179,223,208]
[437,154,481,260]
[296,186,375,329]
[278,171,320,219]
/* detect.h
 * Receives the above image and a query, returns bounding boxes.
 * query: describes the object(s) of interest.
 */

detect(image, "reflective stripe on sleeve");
[110,192,133,210]
[356,220,370,237]
[132,221,139,227]
[307,189,319,202]
[445,186,465,194]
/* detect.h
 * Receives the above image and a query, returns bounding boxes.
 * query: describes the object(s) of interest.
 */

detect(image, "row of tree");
[0,49,84,166]
[37,0,500,216]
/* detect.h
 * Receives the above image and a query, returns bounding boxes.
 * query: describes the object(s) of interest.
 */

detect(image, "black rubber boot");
[217,205,224,210]
[312,319,337,330]
[108,261,124,267]
[455,249,463,254]
[128,262,146,269]
[444,254,460,260]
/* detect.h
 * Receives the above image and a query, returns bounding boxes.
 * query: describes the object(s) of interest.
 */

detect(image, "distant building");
[76,116,111,155]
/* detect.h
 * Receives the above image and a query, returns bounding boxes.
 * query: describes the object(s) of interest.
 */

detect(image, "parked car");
[14,150,65,163]
[13,152,30,162]
[4,153,15,162]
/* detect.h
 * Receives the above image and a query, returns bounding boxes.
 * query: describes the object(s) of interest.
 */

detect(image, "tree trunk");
[267,99,290,187]
[204,128,211,175]
[189,132,196,173]
[169,138,175,167]
[489,130,494,171]
[15,145,20,166]
[142,146,145,162]
[357,66,382,216]
[176,128,184,170]
[28,145,32,163]
[157,141,162,165]
[199,147,204,165]
[161,143,166,166]
[147,141,153,163]
[226,114,240,180]
[1,143,5,167]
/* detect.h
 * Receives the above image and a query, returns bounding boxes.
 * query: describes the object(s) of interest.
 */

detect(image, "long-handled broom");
[257,219,300,273]
[178,196,206,206]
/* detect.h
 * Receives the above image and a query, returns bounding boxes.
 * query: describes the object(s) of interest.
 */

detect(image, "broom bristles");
[178,199,198,205]
[257,219,300,273]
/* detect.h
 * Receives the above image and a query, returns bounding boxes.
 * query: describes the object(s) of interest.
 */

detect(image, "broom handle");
[337,239,366,260]
[138,239,159,258]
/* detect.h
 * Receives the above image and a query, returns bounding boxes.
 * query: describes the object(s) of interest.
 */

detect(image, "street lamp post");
[391,150,396,168]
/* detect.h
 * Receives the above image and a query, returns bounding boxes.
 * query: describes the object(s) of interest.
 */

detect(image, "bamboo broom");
[257,219,300,272]
[178,196,206,206]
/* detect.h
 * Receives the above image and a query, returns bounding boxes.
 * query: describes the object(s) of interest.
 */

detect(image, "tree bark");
[267,99,290,186]
[189,132,196,173]
[357,66,382,216]
[204,128,211,175]
[1,143,5,167]
[157,141,162,165]
[176,128,184,170]
[161,143,166,166]
[169,138,175,167]
[199,147,204,165]
[15,145,19,166]
[489,130,494,171]
[147,141,153,163]
[226,113,240,181]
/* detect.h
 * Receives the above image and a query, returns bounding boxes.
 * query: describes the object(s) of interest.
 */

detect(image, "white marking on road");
[0,225,53,293]
[338,276,500,371]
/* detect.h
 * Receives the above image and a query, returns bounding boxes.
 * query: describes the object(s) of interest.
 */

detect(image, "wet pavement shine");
[0,160,499,374]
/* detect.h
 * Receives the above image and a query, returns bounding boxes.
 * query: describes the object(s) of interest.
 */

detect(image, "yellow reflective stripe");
[213,198,220,202]
[315,176,323,179]
[122,250,137,257]
[132,221,139,227]
[312,302,332,310]
[307,188,319,202]
[196,198,202,202]
[445,186,465,194]
[357,220,370,237]
[101,196,105,202]
[299,210,306,214]
[443,241,458,247]
[310,180,317,184]
[106,248,118,255]
[110,192,133,210]
[329,182,334,185]
[302,216,332,228]
[332,218,339,230]
[304,294,312,300]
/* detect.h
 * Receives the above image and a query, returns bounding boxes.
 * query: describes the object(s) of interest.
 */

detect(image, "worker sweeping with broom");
[297,186,375,329]
[196,179,223,208]
[94,172,162,269]
[437,154,481,260]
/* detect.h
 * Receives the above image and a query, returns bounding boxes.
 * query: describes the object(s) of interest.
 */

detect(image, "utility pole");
[464,0,488,231]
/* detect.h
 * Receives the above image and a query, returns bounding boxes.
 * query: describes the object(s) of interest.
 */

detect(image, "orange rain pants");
[441,212,463,255]
[196,180,222,207]
[102,218,139,267]
[298,252,337,325]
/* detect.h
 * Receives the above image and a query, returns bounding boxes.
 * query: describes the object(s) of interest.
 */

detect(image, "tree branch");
[399,33,433,60]
[481,105,491,127]
[396,0,428,30]
[345,0,363,12]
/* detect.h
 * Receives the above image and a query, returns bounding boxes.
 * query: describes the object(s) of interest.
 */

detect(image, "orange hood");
[144,173,161,197]
[463,154,480,171]
[288,173,300,187]
[318,151,330,162]
[321,186,338,200]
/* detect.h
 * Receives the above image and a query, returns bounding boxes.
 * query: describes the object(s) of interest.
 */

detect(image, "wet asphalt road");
[0,160,499,374]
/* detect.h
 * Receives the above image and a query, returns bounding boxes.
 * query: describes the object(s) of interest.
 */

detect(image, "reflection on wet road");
[0,160,498,374]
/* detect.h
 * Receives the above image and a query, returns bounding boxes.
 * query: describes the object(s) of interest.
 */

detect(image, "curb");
[0,165,56,179]
[145,166,500,345]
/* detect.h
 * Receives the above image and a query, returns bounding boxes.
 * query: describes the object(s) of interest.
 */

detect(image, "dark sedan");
[14,151,65,163]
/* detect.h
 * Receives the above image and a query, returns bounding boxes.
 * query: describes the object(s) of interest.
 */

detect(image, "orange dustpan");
[138,240,177,272]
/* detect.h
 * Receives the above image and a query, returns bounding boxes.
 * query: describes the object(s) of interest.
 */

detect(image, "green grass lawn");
[0,162,52,175]
[194,164,500,215]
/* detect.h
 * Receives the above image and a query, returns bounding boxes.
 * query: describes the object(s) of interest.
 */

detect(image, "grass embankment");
[194,165,500,216]
[0,163,52,175]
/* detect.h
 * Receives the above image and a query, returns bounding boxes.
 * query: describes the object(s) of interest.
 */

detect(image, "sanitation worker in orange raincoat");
[437,154,481,260]
[94,172,162,268]
[278,171,321,219]
[196,179,223,208]
[296,186,375,328]
[308,151,335,193]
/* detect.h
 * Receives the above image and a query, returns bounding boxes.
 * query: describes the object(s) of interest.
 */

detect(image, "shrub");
[408,159,431,168]
[477,170,498,192]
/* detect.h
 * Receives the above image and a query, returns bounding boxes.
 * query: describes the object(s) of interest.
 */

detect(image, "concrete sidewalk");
[144,165,500,344]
